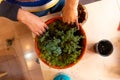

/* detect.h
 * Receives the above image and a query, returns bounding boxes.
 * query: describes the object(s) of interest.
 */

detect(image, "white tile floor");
[0,18,43,80]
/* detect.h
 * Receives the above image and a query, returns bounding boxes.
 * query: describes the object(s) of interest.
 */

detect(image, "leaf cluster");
[37,20,84,67]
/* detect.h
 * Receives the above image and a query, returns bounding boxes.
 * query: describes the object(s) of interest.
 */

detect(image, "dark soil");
[78,4,86,23]
[97,40,113,56]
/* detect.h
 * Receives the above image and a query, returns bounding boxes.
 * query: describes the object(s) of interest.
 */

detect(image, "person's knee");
[50,0,65,13]
[32,10,49,17]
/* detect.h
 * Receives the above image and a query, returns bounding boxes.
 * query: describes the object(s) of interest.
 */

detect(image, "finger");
[38,25,46,33]
[63,19,70,24]
[70,20,76,25]
[66,18,76,24]
[68,20,74,25]
[34,32,40,36]
[38,30,43,35]
[43,24,48,30]
[40,24,48,33]
[75,19,79,30]
[71,18,77,24]
[63,18,67,23]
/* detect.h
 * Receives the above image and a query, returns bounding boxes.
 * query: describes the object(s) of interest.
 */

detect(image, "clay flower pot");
[35,17,87,69]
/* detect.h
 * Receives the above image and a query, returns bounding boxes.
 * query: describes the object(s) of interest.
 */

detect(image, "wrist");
[17,8,35,26]
[17,9,28,24]
[65,0,79,9]
[17,9,44,27]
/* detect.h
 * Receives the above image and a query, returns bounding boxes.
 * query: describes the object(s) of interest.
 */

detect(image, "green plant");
[37,20,84,68]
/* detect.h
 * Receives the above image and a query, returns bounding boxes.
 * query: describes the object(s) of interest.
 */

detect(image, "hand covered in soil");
[17,9,48,36]
[62,0,79,24]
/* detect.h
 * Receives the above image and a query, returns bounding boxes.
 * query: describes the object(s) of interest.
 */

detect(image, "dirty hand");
[62,0,78,24]
[17,9,48,36]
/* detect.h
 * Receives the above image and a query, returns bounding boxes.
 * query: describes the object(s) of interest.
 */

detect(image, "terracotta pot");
[35,17,87,69]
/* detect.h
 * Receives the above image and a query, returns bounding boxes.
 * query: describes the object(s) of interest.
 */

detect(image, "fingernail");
[42,31,46,35]
[46,26,49,29]
[46,28,48,31]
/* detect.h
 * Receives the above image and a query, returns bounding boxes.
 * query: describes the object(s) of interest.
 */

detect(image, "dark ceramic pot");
[94,40,113,56]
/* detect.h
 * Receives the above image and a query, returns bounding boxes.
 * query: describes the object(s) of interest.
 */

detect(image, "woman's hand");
[17,9,48,36]
[62,0,79,24]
